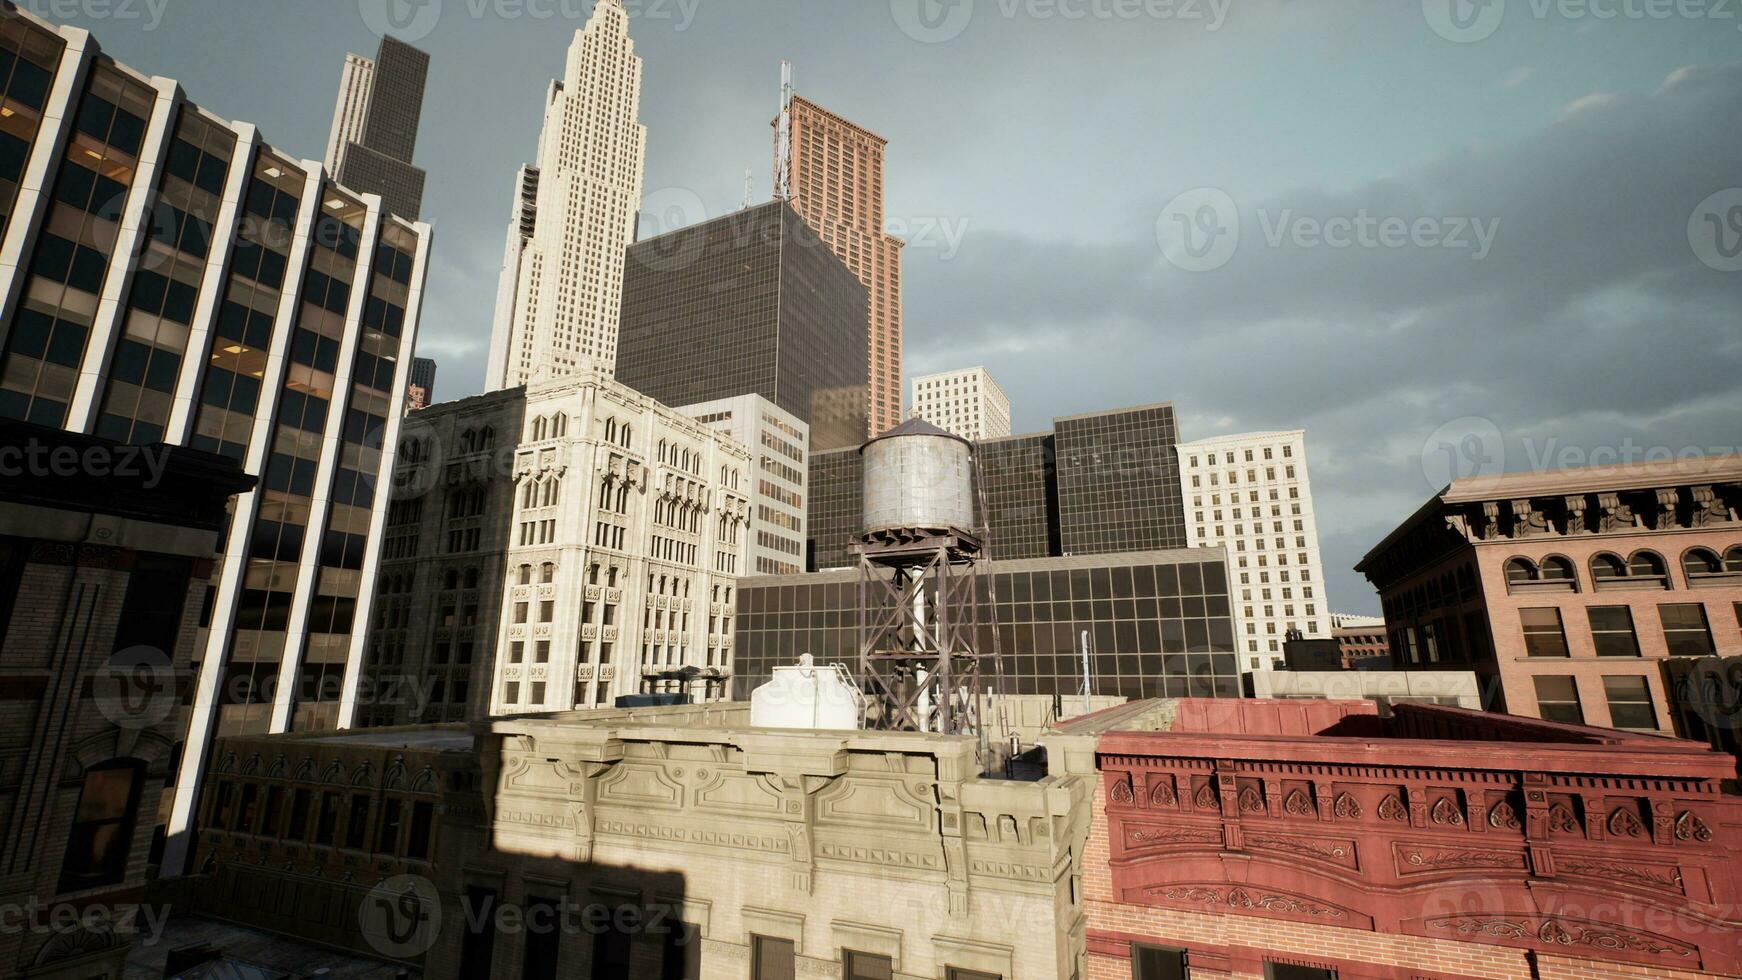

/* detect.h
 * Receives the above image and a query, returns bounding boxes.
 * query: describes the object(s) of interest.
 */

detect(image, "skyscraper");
[912,366,1012,440]
[615,200,869,451]
[487,0,646,391]
[0,6,431,875]
[781,94,904,438]
[323,36,430,220]
[1178,430,1332,671]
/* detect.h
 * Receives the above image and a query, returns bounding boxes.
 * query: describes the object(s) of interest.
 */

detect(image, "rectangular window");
[287,788,310,840]
[946,971,1001,980]
[1520,607,1569,657]
[375,798,402,854]
[315,792,340,845]
[753,936,796,980]
[406,801,435,860]
[459,886,498,979]
[1267,964,1336,979]
[1133,944,1189,980]
[58,760,144,893]
[523,896,562,980]
[1587,606,1641,657]
[1533,675,1584,725]
[1660,603,1716,657]
[344,793,370,850]
[1603,675,1658,731]
[845,951,894,980]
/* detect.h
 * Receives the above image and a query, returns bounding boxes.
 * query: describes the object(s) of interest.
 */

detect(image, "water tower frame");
[854,421,989,735]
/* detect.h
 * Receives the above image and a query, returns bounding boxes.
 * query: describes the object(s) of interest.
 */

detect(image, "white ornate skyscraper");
[487,0,646,391]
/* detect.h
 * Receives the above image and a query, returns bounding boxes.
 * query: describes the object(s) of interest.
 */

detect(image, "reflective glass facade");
[734,550,1240,700]
[617,200,868,451]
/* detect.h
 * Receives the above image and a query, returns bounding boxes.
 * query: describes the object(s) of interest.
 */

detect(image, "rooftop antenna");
[775,60,793,201]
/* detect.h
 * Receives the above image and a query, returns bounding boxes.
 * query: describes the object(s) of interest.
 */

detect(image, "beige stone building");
[362,377,752,722]
[186,702,1094,979]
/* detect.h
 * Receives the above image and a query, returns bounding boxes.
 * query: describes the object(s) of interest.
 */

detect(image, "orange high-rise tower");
[780,94,905,438]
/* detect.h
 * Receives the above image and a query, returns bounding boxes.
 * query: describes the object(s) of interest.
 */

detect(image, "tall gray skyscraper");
[324,36,430,219]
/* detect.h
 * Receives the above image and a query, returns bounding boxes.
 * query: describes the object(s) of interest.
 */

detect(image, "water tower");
[855,418,988,735]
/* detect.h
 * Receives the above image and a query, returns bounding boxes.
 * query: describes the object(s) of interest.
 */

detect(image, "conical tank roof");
[860,416,971,453]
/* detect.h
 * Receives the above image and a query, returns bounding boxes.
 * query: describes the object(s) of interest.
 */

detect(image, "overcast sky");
[54,0,1742,613]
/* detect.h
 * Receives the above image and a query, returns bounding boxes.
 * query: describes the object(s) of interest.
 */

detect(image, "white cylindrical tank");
[750,655,866,730]
[862,418,974,533]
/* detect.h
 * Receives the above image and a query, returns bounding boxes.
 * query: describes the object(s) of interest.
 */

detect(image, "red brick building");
[1355,455,1742,733]
[1058,698,1742,980]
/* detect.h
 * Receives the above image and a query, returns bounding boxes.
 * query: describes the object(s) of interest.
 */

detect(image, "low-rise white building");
[910,366,1012,440]
[680,393,809,576]
[1177,429,1331,672]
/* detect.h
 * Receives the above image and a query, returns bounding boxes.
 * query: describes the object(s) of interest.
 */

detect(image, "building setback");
[487,0,645,390]
[1356,454,1742,735]
[806,402,1186,571]
[783,94,904,440]
[735,548,1241,701]
[363,377,752,720]
[912,365,1012,440]
[322,36,430,221]
[0,419,252,980]
[1178,429,1333,671]
[615,200,869,452]
[0,7,431,873]
[679,393,810,576]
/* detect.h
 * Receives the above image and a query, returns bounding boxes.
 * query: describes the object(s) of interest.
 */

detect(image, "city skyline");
[29,1,1742,619]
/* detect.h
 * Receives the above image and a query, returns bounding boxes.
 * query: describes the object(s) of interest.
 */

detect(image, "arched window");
[1539,555,1576,583]
[532,417,545,441]
[518,564,532,586]
[443,569,458,590]
[1683,548,1724,578]
[615,484,628,512]
[1591,552,1626,580]
[620,424,631,448]
[540,562,555,584]
[464,567,480,589]
[1504,557,1538,585]
[606,418,617,443]
[460,429,475,453]
[553,413,566,437]
[1726,546,1742,573]
[480,426,495,450]
[658,440,667,464]
[1628,550,1668,580]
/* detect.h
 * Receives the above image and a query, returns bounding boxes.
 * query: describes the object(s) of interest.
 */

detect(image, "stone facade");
[364,377,752,720]
[185,703,1094,979]
[1061,698,1742,979]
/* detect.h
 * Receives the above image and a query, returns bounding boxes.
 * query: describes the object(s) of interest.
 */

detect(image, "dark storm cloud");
[906,62,1742,612]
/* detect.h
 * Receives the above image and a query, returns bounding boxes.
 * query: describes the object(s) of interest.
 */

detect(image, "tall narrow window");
[752,936,795,980]
[523,896,562,980]
[58,759,145,893]
[459,886,499,978]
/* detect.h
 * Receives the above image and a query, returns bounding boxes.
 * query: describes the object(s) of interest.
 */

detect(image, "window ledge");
[1593,578,1670,592]
[1687,572,1742,589]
